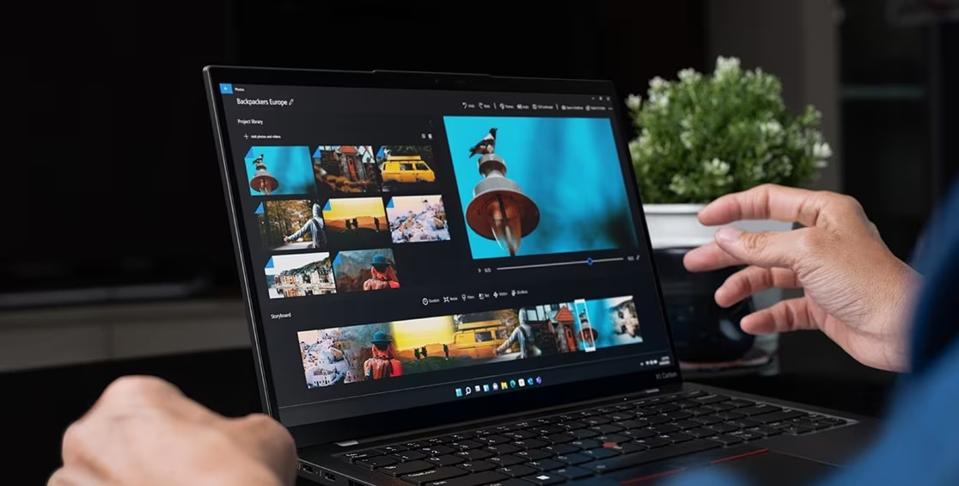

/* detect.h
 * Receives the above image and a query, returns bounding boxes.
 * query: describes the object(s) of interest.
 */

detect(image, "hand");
[683,184,920,372]
[49,376,296,486]
[283,236,291,243]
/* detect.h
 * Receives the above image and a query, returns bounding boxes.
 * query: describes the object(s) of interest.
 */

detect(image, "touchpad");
[713,450,835,485]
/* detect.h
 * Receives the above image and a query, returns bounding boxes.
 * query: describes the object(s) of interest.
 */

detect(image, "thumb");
[714,226,810,269]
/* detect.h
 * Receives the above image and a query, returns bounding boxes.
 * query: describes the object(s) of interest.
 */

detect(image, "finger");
[713,226,818,269]
[739,298,818,335]
[48,466,102,486]
[698,184,828,227]
[683,242,744,272]
[715,266,800,308]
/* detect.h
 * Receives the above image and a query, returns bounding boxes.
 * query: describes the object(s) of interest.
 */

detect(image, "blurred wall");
[706,0,843,192]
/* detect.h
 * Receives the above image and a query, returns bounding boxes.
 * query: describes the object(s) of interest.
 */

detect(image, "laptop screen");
[213,78,677,427]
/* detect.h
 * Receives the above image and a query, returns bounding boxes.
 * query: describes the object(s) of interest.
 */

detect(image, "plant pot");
[644,204,792,372]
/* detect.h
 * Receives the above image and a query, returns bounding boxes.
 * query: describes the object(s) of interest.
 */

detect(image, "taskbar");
[278,350,674,427]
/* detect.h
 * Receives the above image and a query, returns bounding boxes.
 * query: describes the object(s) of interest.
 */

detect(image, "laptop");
[204,66,875,485]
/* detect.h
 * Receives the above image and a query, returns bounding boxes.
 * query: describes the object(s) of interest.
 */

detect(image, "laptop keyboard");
[338,390,851,485]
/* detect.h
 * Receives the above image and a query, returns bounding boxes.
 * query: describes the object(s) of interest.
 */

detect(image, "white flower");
[625,94,642,110]
[678,68,701,83]
[703,158,730,176]
[759,120,782,135]
[812,141,832,159]
[714,56,741,79]
[680,130,694,149]
[814,159,829,169]
[649,76,667,91]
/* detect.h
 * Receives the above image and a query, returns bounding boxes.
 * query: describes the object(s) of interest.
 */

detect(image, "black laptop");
[204,66,875,485]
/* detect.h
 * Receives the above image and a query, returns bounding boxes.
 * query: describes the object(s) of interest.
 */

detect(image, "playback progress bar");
[496,256,626,271]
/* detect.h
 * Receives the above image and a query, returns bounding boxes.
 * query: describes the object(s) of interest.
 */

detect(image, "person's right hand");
[683,184,921,372]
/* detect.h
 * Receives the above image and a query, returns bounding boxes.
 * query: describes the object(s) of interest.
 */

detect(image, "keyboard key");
[426,471,509,486]
[527,458,565,471]
[382,444,408,453]
[355,455,398,470]
[712,434,743,446]
[585,439,722,474]
[645,415,671,425]
[380,460,433,477]
[402,466,468,485]
[649,424,680,435]
[569,439,602,450]
[664,432,695,443]
[398,450,428,461]
[523,472,566,485]
[555,466,593,479]
[757,410,808,424]
[618,442,649,454]
[456,449,493,461]
[695,394,729,404]
[488,454,525,467]
[684,428,717,438]
[725,399,756,408]
[452,440,484,450]
[631,436,672,449]
[514,439,549,450]
[554,452,593,465]
[623,428,657,440]
[544,444,580,455]
[567,429,599,440]
[426,454,464,467]
[583,447,620,460]
[498,464,537,477]
[515,449,553,461]
[480,435,512,445]
[736,404,782,416]
[706,423,740,434]
[674,419,703,430]
[458,460,496,473]
[487,443,522,455]
[590,424,624,435]
[731,430,764,442]
[344,450,381,462]
[691,415,723,426]
[424,445,456,456]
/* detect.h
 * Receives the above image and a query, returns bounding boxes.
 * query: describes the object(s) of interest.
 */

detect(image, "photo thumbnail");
[584,296,643,348]
[332,248,400,292]
[298,324,392,388]
[376,145,437,193]
[443,116,638,258]
[312,145,382,196]
[321,197,389,248]
[255,199,327,251]
[245,146,314,196]
[386,195,450,244]
[265,252,336,299]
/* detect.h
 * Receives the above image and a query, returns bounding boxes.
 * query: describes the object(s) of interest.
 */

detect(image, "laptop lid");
[204,66,681,447]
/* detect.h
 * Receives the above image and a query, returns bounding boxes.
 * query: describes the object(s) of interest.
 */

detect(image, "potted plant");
[626,57,832,368]
[626,56,832,249]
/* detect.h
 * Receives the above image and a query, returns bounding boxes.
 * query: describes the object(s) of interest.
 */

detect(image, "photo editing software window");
[217,82,676,426]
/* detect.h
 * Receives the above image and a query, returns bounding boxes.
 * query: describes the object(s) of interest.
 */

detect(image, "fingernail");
[715,226,742,244]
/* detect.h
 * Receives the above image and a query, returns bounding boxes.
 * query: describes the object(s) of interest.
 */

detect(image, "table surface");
[4,330,895,485]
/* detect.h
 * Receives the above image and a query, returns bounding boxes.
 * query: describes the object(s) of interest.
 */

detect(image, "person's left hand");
[49,376,296,486]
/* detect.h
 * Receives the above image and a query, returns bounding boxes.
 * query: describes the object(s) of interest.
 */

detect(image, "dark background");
[5,1,957,484]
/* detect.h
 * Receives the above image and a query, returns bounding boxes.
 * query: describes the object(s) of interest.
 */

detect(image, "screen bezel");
[203,65,683,446]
